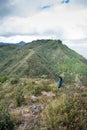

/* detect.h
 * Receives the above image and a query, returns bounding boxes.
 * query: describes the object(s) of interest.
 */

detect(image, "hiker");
[58,76,63,88]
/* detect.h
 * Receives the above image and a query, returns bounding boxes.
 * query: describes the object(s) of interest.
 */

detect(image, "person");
[58,76,63,88]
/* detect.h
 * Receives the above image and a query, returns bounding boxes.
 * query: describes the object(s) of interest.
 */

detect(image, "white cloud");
[0,0,87,58]
[63,39,87,58]
[0,3,87,39]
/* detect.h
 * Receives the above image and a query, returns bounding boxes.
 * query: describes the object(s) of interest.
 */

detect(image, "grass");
[0,77,87,130]
[0,40,87,84]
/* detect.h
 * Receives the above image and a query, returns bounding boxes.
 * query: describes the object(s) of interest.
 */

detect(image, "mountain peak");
[0,39,87,84]
[17,41,26,46]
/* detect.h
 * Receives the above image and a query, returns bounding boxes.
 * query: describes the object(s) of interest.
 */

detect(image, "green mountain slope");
[0,40,87,83]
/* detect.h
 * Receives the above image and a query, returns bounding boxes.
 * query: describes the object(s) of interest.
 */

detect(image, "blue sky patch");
[61,0,70,4]
[40,5,52,10]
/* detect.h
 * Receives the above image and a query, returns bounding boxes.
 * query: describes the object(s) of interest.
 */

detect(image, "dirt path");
[16,50,34,68]
[10,50,35,73]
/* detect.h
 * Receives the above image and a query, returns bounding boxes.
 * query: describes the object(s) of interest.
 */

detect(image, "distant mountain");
[0,41,26,46]
[0,42,9,46]
[17,41,26,46]
[0,39,87,83]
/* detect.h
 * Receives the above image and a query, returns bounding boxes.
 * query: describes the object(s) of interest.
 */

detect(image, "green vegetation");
[0,78,87,130]
[0,77,87,130]
[15,87,25,107]
[31,80,53,96]
[0,76,9,83]
[10,77,19,84]
[0,104,16,130]
[40,95,87,130]
[0,40,87,129]
[0,39,87,84]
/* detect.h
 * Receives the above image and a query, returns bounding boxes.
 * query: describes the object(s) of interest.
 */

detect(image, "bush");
[10,78,19,84]
[32,82,52,96]
[15,88,25,107]
[0,105,16,130]
[40,95,87,130]
[0,76,9,83]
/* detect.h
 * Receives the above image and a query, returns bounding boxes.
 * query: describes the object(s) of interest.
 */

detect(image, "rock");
[41,91,55,97]
[34,124,38,130]
[21,82,26,86]
[29,104,44,113]
[31,96,38,102]
[74,92,79,97]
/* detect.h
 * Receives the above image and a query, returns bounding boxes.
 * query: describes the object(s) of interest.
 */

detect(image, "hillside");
[0,40,87,130]
[0,39,87,84]
[0,78,87,130]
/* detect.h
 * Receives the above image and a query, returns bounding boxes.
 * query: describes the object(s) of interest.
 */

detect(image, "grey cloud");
[61,0,87,7]
[0,0,86,19]
[0,30,40,37]
[0,0,31,18]
[0,0,87,39]
[0,0,9,5]
[0,0,57,18]
[11,0,55,17]
[72,0,87,7]
[0,0,11,18]
[75,0,87,5]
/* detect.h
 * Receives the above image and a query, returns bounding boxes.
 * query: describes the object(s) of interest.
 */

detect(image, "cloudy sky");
[0,0,87,58]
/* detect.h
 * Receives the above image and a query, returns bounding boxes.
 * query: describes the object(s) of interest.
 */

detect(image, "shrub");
[40,95,87,130]
[0,105,16,130]
[32,82,52,96]
[0,76,9,83]
[15,88,25,107]
[0,82,2,86]
[10,78,19,84]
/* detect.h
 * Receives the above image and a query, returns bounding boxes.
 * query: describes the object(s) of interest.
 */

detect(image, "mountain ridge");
[0,39,87,84]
